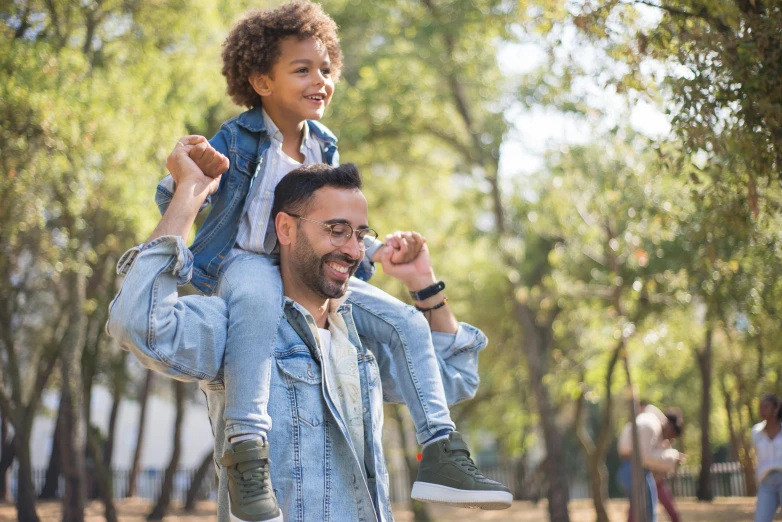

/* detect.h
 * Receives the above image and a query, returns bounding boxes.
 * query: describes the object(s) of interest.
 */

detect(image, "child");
[157,3,511,521]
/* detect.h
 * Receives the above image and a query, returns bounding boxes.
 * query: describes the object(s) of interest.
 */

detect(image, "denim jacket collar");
[237,105,338,145]
[282,296,352,359]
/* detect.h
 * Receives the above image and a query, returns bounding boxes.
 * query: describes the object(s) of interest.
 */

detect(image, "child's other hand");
[165,137,222,199]
[379,242,436,290]
[385,231,425,264]
[175,135,230,179]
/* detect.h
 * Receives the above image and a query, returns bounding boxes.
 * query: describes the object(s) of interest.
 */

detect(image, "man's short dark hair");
[272,163,362,221]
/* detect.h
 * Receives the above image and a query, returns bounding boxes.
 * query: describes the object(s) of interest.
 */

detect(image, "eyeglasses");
[287,213,378,251]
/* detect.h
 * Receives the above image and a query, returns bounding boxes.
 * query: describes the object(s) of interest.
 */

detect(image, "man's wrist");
[171,180,210,210]
[404,272,438,294]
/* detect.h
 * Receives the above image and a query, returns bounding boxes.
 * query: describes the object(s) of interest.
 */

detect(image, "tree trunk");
[148,380,186,520]
[104,393,121,469]
[587,455,610,522]
[60,269,88,522]
[696,327,714,501]
[515,303,570,522]
[127,369,154,498]
[0,417,13,503]
[574,338,623,522]
[390,405,433,522]
[184,450,215,512]
[623,352,650,522]
[86,426,118,522]
[104,352,128,468]
[14,425,40,522]
[39,401,64,499]
[721,377,740,462]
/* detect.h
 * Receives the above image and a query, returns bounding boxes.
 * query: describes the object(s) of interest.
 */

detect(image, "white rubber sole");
[230,515,283,522]
[229,501,284,522]
[411,481,513,510]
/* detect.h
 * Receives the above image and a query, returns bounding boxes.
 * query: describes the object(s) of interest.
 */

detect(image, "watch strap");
[409,280,445,301]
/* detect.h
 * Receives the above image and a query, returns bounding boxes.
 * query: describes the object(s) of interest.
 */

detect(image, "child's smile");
[255,36,335,125]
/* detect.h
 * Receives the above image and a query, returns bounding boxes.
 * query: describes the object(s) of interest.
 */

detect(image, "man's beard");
[291,231,359,299]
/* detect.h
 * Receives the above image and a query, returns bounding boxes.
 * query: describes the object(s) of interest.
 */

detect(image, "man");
[107,146,504,522]
[617,403,685,522]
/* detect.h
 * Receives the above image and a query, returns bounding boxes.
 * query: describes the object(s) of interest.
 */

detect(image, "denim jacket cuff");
[432,322,488,359]
[116,236,194,285]
[363,236,384,263]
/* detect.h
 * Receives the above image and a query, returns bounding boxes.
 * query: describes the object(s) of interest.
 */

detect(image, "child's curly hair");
[222,2,342,108]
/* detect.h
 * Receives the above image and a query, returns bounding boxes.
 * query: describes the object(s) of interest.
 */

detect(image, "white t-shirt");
[315,321,365,473]
[318,328,331,356]
[752,421,782,483]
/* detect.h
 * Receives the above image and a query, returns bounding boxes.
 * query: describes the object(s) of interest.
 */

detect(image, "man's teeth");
[327,262,349,274]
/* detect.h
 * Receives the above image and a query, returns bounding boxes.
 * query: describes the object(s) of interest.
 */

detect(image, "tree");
[127,370,154,498]
[148,380,186,521]
[184,451,216,513]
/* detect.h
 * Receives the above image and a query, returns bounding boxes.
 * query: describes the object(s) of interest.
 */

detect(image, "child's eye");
[321,68,331,76]
[295,67,308,73]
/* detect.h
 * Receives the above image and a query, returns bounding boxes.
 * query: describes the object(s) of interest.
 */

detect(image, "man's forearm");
[146,181,207,244]
[406,274,459,334]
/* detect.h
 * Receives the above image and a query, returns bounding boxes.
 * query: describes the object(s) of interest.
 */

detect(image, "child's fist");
[179,136,229,179]
[385,231,425,264]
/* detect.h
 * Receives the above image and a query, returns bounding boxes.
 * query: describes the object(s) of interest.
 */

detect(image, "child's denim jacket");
[154,106,380,294]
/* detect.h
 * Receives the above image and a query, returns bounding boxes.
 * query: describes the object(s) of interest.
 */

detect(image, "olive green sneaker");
[221,439,283,522]
[411,431,512,510]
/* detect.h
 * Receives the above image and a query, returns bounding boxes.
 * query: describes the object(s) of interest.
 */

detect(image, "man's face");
[288,187,368,299]
[257,36,335,122]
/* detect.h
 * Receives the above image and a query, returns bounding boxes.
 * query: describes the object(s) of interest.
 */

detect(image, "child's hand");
[175,135,230,179]
[165,137,222,199]
[384,231,425,264]
[379,242,436,290]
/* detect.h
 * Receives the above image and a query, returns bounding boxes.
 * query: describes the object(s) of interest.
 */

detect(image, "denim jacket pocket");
[275,346,325,427]
[362,351,381,391]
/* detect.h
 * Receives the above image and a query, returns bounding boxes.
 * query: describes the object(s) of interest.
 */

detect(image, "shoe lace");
[450,449,485,478]
[230,463,271,500]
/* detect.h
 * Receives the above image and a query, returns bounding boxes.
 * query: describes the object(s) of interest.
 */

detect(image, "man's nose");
[339,234,362,260]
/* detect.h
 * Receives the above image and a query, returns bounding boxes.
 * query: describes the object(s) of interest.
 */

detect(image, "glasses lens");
[329,224,352,246]
[356,229,378,248]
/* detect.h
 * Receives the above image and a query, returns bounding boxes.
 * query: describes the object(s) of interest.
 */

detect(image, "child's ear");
[249,73,272,97]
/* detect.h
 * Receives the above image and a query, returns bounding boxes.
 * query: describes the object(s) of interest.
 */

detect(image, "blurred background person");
[618,402,685,522]
[752,394,782,522]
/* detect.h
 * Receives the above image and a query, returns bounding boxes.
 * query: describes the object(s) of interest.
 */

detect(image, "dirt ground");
[0,497,768,521]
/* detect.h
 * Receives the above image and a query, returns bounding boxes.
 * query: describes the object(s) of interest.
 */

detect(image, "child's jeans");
[755,471,782,522]
[216,253,456,444]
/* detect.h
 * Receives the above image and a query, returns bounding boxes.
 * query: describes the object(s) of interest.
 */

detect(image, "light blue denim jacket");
[106,236,488,522]
[154,106,381,295]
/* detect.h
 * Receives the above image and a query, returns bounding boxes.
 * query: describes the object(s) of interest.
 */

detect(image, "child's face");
[253,36,334,123]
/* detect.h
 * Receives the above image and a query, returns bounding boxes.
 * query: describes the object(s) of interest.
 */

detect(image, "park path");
[0,498,760,521]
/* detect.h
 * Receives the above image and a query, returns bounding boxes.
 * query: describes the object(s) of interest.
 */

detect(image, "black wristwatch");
[409,281,445,301]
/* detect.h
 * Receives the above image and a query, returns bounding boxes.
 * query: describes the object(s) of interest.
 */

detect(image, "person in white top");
[617,404,684,522]
[752,394,782,522]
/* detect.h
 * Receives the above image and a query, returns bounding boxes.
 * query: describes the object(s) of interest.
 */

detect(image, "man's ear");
[276,212,295,246]
[249,73,273,97]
